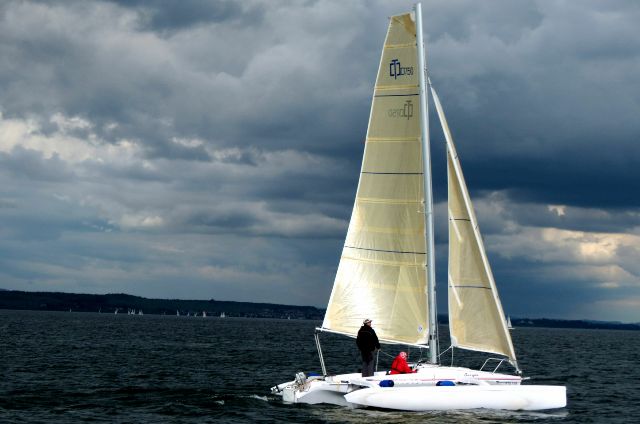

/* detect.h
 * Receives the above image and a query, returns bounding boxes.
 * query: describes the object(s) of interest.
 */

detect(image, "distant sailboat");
[202,311,207,318]
[220,312,226,318]
[271,3,565,411]
[507,316,514,330]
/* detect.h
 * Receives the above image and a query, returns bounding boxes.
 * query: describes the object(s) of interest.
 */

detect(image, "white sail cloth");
[431,87,517,366]
[323,12,429,345]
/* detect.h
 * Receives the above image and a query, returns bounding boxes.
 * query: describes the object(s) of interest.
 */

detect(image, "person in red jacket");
[389,351,416,374]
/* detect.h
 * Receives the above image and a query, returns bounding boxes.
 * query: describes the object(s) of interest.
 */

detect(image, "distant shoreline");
[1,289,639,331]
[0,289,324,320]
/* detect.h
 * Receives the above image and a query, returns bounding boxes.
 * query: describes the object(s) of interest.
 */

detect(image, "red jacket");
[389,355,416,374]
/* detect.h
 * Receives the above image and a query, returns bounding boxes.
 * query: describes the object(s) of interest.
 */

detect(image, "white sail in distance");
[431,86,518,367]
[322,12,429,346]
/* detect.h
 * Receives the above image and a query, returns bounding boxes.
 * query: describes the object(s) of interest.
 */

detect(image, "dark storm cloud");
[0,147,74,182]
[104,0,250,32]
[0,0,639,320]
[0,0,375,162]
[424,0,640,211]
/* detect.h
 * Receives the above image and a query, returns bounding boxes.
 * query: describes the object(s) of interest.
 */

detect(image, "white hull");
[271,364,565,411]
[345,384,566,411]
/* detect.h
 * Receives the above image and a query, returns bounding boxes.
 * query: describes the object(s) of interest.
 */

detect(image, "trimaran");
[271,3,566,411]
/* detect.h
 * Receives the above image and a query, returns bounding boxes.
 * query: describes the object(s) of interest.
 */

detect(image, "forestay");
[322,13,429,345]
[431,87,518,366]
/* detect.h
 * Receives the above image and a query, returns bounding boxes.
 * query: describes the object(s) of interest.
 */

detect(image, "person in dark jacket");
[389,351,416,374]
[356,318,380,377]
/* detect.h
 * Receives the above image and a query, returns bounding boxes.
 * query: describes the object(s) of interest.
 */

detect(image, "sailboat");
[508,316,514,330]
[271,3,565,411]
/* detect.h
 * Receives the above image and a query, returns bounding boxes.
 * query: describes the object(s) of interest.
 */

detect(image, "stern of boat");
[271,372,373,407]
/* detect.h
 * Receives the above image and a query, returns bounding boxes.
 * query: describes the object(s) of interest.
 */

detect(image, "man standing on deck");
[356,318,380,377]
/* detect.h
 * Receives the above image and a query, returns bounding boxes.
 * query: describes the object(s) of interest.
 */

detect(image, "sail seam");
[341,255,424,267]
[344,245,426,255]
[348,226,423,235]
[384,42,415,49]
[375,84,418,90]
[361,171,423,175]
[374,93,419,97]
[366,137,420,142]
[356,197,423,204]
[450,285,491,290]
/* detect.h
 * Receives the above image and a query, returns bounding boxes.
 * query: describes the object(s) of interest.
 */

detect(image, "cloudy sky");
[1,0,639,323]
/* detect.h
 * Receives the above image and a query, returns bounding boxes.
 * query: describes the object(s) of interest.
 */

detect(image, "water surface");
[1,310,638,423]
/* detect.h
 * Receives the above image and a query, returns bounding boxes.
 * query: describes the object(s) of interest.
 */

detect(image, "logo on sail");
[387,100,414,120]
[389,59,414,79]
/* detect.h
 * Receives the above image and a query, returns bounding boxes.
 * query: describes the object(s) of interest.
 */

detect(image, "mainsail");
[431,87,518,366]
[322,12,429,345]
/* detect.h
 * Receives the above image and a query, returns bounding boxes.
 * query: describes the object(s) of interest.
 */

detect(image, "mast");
[415,2,438,364]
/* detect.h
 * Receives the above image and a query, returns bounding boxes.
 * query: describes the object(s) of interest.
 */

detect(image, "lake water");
[1,309,639,423]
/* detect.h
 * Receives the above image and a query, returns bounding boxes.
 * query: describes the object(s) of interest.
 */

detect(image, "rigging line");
[437,345,453,359]
[450,218,471,222]
[344,245,426,255]
[378,350,396,359]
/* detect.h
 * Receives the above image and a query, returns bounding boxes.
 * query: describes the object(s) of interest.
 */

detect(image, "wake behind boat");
[271,3,566,411]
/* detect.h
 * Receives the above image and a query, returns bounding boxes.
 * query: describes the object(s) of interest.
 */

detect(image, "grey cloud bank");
[0,0,639,322]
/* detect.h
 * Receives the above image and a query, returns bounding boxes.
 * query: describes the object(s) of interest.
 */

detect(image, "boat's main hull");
[272,364,567,411]
[271,365,566,411]
[344,384,567,411]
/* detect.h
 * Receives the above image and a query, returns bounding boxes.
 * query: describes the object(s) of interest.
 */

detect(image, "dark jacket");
[356,325,380,354]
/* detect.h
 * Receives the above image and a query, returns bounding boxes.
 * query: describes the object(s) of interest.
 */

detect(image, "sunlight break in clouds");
[0,112,140,164]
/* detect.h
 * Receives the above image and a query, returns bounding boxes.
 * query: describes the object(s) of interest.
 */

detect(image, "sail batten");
[322,12,428,346]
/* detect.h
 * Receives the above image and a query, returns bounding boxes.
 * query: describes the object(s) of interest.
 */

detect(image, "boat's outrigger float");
[271,3,566,411]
